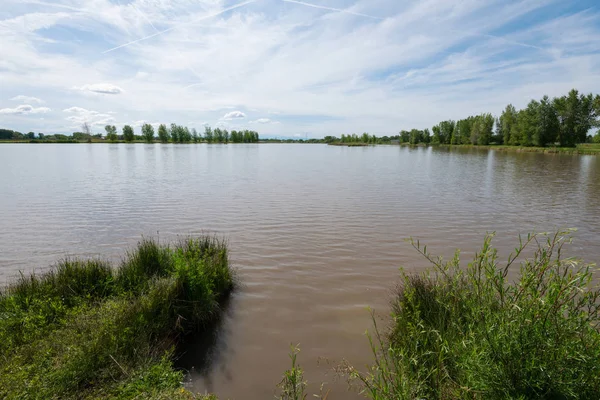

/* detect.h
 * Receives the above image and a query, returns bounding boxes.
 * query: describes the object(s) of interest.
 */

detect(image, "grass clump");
[0,235,233,400]
[346,230,600,399]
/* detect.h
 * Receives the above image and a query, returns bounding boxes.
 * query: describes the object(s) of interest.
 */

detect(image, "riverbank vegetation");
[324,88,600,150]
[402,89,600,147]
[0,236,234,399]
[0,125,259,144]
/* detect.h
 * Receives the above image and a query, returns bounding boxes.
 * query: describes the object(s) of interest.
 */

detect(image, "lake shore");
[429,143,600,155]
[3,139,600,154]
[0,236,233,400]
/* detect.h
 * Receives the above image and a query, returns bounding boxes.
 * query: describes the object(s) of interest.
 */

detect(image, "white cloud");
[76,83,124,95]
[250,118,274,124]
[222,111,246,120]
[0,104,50,115]
[11,95,44,104]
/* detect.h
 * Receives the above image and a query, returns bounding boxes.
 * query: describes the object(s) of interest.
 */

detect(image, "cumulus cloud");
[63,106,114,127]
[222,111,246,120]
[250,118,274,124]
[11,95,44,104]
[0,104,50,115]
[76,83,124,95]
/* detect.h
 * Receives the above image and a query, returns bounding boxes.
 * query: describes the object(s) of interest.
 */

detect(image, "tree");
[158,124,169,143]
[399,130,410,143]
[553,89,597,147]
[141,123,155,143]
[104,125,118,142]
[475,113,494,145]
[192,128,199,143]
[181,126,192,143]
[123,125,134,142]
[536,95,559,146]
[409,129,423,145]
[432,120,454,144]
[514,101,540,147]
[204,126,213,143]
[170,123,179,143]
[455,117,474,144]
[500,104,517,145]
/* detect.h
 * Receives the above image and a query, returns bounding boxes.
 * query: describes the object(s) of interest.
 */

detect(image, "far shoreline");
[1,139,599,155]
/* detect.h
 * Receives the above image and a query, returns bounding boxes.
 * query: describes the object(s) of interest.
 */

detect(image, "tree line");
[103,123,259,144]
[0,125,260,144]
[321,89,599,147]
[410,89,600,147]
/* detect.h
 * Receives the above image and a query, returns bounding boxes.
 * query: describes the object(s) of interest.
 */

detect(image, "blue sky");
[1,0,599,138]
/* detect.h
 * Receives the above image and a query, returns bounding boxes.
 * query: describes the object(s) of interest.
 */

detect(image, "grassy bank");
[431,143,600,155]
[0,236,233,400]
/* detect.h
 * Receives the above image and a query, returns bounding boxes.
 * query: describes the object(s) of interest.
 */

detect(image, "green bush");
[348,230,600,399]
[0,236,234,399]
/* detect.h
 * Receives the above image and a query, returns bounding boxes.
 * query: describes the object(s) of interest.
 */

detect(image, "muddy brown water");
[1,143,599,399]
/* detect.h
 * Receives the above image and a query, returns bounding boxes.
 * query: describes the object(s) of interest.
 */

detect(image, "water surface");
[1,143,599,399]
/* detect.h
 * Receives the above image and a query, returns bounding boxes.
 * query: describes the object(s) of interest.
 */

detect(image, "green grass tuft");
[0,236,234,400]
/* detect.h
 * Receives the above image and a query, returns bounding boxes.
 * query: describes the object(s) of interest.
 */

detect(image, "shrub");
[348,230,600,399]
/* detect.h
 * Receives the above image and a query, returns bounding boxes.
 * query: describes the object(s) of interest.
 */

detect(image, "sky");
[1,0,599,138]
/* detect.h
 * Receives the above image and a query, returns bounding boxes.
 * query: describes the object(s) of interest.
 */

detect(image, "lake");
[1,143,599,399]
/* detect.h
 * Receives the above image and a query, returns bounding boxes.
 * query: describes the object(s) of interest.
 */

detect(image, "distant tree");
[170,123,179,143]
[105,125,118,142]
[192,128,199,143]
[26,132,35,139]
[141,123,155,143]
[181,126,192,143]
[123,125,134,142]
[409,129,422,145]
[455,117,473,144]
[399,130,410,143]
[536,95,560,146]
[158,124,169,143]
[204,126,213,143]
[553,89,597,147]
[475,114,494,145]
[432,120,454,144]
[500,104,518,145]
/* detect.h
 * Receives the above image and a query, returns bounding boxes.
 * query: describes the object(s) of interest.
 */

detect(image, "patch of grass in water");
[0,236,233,400]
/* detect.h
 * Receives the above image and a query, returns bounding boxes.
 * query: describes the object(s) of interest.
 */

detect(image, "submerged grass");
[0,236,233,400]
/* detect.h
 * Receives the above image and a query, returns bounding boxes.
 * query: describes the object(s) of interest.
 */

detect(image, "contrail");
[103,0,257,54]
[19,0,84,12]
[451,29,546,52]
[126,1,205,88]
[282,0,383,20]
